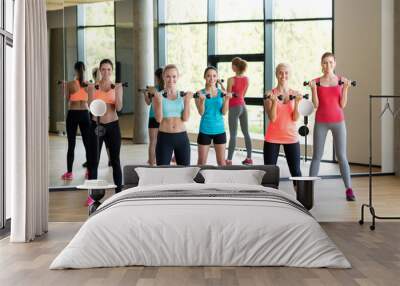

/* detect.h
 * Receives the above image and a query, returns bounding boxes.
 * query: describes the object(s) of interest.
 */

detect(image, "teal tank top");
[199,89,225,135]
[162,91,184,118]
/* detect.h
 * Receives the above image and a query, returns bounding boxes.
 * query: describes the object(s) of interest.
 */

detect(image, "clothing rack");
[359,95,400,230]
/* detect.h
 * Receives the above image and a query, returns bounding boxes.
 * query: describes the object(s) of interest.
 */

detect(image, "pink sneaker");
[61,172,73,180]
[225,159,232,165]
[346,188,356,201]
[85,196,95,207]
[242,158,253,165]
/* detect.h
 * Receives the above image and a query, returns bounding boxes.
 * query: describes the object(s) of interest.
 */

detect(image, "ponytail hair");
[155,67,164,90]
[92,67,100,82]
[232,57,247,74]
[74,61,86,85]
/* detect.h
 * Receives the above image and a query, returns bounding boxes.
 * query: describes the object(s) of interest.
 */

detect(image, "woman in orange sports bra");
[87,59,123,193]
[61,61,91,181]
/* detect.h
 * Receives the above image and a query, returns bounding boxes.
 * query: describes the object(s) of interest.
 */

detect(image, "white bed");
[50,183,350,269]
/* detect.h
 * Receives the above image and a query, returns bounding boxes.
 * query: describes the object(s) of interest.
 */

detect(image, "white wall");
[335,0,389,166]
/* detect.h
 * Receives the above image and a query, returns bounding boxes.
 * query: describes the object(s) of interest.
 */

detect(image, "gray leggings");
[309,121,351,189]
[228,105,252,160]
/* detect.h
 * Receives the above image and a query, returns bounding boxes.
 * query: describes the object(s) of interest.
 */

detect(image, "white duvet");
[50,183,351,269]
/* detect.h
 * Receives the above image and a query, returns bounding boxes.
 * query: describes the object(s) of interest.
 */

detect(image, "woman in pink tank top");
[226,57,253,165]
[264,63,302,184]
[306,52,356,201]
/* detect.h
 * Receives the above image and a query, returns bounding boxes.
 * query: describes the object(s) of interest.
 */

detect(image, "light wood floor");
[2,136,399,285]
[1,221,400,286]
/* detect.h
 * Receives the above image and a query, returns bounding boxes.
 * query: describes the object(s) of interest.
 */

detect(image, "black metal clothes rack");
[359,95,400,230]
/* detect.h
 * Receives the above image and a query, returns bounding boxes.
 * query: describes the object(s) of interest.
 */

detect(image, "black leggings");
[263,141,302,178]
[156,131,190,166]
[88,120,122,192]
[66,110,91,172]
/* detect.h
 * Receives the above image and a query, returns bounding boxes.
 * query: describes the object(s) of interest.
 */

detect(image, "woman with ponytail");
[226,57,253,165]
[61,61,91,180]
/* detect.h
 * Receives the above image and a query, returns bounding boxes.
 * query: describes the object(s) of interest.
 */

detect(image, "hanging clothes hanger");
[379,98,394,118]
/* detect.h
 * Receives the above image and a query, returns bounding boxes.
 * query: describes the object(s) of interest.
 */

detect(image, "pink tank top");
[265,89,298,144]
[315,77,344,123]
[229,76,248,108]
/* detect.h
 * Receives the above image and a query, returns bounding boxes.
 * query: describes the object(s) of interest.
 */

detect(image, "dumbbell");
[303,81,321,87]
[193,91,211,99]
[95,82,128,90]
[338,79,357,86]
[264,94,283,100]
[216,79,225,86]
[263,94,289,100]
[264,94,309,101]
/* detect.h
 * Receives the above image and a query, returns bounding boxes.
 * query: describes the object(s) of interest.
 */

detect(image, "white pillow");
[135,167,200,186]
[200,169,266,185]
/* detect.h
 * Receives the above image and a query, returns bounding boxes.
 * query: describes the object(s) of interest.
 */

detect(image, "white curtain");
[7,0,49,242]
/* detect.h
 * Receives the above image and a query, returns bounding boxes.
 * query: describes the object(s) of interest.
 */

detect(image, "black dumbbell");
[110,82,128,89]
[303,81,321,87]
[264,94,309,101]
[96,82,128,90]
[193,91,211,99]
[264,94,284,100]
[338,79,357,86]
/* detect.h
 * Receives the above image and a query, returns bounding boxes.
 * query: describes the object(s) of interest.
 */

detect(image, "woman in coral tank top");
[226,57,253,165]
[307,52,355,201]
[264,63,302,182]
[61,61,91,181]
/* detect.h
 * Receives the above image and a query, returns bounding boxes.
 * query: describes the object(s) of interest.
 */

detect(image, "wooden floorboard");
[1,222,400,285]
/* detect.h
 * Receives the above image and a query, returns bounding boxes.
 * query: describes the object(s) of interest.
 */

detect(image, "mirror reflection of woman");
[144,68,164,166]
[226,57,253,165]
[87,59,123,193]
[61,61,91,181]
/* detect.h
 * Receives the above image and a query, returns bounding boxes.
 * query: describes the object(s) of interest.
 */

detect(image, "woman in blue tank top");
[195,66,231,165]
[144,68,164,166]
[150,64,193,166]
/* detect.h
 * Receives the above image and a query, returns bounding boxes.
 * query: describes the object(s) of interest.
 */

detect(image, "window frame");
[76,2,117,80]
[1,0,14,230]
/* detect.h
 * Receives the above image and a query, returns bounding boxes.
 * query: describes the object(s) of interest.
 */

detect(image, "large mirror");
[48,0,137,189]
[47,0,383,191]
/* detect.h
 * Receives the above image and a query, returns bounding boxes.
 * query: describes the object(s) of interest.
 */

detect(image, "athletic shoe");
[346,188,356,201]
[61,172,73,180]
[242,158,253,165]
[225,159,233,165]
[85,196,94,207]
